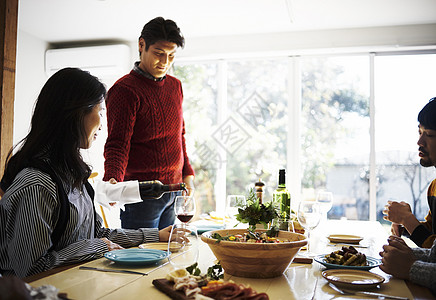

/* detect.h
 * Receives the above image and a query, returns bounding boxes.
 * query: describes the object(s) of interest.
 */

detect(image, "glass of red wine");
[174,195,196,226]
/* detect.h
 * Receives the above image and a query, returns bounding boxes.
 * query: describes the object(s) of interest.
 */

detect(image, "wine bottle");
[272,169,291,230]
[254,179,265,204]
[139,180,186,199]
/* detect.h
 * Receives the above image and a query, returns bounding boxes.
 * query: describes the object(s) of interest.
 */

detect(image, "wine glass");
[167,224,199,269]
[225,195,245,228]
[297,200,322,257]
[174,195,196,228]
[316,191,333,221]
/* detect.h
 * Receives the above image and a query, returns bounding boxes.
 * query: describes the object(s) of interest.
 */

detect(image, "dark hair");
[2,68,106,191]
[139,17,185,51]
[418,97,436,130]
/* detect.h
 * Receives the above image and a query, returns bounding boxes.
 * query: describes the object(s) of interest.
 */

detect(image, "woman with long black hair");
[0,68,172,278]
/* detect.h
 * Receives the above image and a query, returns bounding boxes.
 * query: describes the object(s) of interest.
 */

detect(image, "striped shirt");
[0,167,159,278]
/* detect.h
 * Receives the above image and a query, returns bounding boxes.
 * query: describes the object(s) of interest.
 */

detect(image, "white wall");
[179,24,436,60]
[14,30,47,145]
[13,36,136,178]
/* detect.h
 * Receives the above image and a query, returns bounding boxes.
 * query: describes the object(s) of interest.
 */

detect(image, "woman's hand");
[159,225,192,244]
[100,238,124,251]
[159,226,173,242]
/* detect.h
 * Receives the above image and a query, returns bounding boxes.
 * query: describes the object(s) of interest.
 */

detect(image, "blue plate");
[314,254,381,271]
[197,225,225,234]
[104,249,169,266]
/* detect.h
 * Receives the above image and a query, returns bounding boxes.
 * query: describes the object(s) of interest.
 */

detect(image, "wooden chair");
[89,172,109,228]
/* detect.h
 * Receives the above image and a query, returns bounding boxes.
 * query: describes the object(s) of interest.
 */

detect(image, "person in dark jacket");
[383,97,436,248]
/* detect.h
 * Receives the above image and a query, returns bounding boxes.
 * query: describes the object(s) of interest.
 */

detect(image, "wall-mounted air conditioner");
[45,44,131,79]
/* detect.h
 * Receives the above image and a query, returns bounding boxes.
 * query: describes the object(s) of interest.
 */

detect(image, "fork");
[329,283,409,300]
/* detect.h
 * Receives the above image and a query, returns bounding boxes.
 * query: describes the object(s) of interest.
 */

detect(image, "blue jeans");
[120,191,181,230]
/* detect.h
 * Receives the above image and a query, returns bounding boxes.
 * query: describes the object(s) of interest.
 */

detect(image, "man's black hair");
[140,17,185,51]
[418,97,436,130]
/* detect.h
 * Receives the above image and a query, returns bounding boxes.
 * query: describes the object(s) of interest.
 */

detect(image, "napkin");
[93,179,142,211]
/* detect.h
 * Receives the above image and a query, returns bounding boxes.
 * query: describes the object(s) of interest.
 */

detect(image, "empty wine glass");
[297,200,321,257]
[174,196,196,228]
[167,224,199,269]
[225,195,245,228]
[316,191,333,221]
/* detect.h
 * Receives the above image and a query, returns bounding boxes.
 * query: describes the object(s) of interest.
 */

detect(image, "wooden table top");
[26,220,435,299]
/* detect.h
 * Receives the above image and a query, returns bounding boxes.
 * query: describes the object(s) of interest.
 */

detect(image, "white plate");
[328,234,363,244]
[322,269,385,289]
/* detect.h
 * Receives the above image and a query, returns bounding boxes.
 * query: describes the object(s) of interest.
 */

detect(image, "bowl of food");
[201,228,307,278]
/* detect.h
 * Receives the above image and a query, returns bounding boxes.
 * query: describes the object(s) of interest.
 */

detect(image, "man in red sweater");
[103,17,195,230]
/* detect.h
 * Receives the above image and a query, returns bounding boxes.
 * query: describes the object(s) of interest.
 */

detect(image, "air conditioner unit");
[45,44,131,79]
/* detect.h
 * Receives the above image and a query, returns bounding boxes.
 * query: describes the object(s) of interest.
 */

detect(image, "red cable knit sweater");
[103,70,194,184]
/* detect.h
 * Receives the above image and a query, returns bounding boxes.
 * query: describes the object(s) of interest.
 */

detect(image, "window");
[175,59,290,217]
[84,51,436,225]
[174,52,436,221]
[374,54,436,223]
[300,56,370,220]
[173,63,219,214]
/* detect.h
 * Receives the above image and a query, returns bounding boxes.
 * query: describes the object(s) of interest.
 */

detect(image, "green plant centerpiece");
[235,188,279,233]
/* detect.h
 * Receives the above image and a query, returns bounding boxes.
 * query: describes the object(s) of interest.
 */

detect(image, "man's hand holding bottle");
[183,175,195,196]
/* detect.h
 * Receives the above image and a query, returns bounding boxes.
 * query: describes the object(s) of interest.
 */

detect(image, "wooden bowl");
[201,229,307,278]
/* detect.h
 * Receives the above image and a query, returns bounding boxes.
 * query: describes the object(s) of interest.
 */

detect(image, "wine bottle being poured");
[139,180,187,199]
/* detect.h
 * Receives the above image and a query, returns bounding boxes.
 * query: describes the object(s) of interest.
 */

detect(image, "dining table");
[25,220,435,299]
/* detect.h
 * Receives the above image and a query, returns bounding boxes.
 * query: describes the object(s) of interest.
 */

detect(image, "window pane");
[173,63,219,215]
[226,59,288,199]
[175,59,290,216]
[375,54,436,223]
[300,56,370,220]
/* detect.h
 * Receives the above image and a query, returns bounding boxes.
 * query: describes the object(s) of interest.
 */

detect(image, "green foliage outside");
[173,57,369,217]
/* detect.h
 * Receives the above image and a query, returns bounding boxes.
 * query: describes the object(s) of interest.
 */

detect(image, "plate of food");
[322,269,385,289]
[327,234,363,244]
[104,248,169,266]
[314,246,381,271]
[153,262,270,300]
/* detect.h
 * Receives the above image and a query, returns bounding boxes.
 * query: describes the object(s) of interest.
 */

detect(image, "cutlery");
[329,283,409,300]
[79,263,169,276]
[80,251,186,276]
[79,266,147,276]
